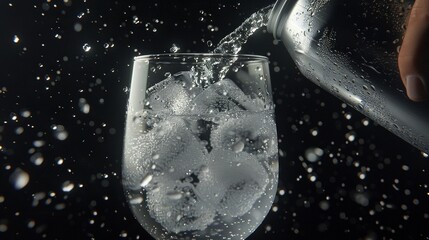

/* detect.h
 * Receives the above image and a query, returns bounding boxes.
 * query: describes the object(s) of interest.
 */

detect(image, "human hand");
[398,0,429,102]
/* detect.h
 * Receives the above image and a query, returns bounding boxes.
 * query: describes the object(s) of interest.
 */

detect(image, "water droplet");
[10,112,17,121]
[79,98,90,114]
[207,40,213,47]
[170,44,180,53]
[305,147,324,162]
[82,43,91,52]
[53,125,68,141]
[9,168,30,190]
[319,201,330,210]
[20,110,31,118]
[30,152,44,165]
[132,16,140,24]
[0,224,7,233]
[74,23,82,32]
[62,181,74,192]
[345,131,356,142]
[56,157,64,165]
[13,35,20,43]
[77,12,85,19]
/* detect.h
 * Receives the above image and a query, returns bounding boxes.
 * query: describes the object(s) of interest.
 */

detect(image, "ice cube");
[146,71,202,114]
[147,179,216,233]
[123,117,208,189]
[196,149,269,218]
[190,78,265,115]
[211,111,278,158]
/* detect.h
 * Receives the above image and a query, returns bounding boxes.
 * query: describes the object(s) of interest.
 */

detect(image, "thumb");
[398,0,429,102]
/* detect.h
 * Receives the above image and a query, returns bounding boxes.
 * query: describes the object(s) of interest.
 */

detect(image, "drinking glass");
[123,53,278,240]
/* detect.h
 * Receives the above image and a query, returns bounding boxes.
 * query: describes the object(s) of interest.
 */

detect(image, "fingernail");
[406,75,428,101]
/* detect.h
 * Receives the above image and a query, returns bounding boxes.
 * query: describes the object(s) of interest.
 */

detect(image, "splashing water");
[193,4,274,86]
[213,4,273,54]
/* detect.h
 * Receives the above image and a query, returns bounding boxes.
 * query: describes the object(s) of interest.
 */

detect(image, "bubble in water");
[206,40,213,47]
[62,181,74,192]
[13,35,20,43]
[82,43,91,52]
[9,168,30,190]
[170,44,180,53]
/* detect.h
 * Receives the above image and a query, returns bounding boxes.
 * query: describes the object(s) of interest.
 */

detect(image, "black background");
[1,0,428,239]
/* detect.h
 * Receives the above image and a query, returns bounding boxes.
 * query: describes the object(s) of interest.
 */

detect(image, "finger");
[398,0,429,101]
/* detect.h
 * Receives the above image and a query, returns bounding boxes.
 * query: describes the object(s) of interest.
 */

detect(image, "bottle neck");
[267,0,292,39]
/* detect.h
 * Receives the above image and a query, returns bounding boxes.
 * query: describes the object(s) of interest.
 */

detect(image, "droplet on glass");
[9,168,30,190]
[166,191,183,200]
[207,40,213,47]
[140,174,153,188]
[232,141,245,153]
[129,197,143,204]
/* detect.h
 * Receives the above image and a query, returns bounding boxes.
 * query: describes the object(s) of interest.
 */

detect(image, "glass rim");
[134,53,269,63]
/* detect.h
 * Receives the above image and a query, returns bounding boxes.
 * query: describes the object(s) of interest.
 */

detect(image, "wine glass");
[123,53,278,240]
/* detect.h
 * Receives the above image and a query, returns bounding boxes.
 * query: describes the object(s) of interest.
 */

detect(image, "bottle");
[267,0,429,153]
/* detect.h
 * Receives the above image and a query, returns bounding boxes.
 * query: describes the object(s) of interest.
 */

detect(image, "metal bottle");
[267,0,429,153]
